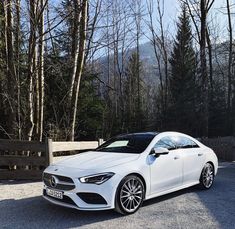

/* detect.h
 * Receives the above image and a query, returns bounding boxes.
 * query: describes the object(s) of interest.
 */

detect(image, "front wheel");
[115,175,145,215]
[199,163,214,189]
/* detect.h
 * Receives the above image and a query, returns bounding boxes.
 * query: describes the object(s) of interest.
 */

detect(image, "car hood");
[54,151,140,170]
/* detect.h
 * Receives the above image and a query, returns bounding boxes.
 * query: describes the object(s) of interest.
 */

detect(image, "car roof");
[117,132,159,138]
[116,131,197,140]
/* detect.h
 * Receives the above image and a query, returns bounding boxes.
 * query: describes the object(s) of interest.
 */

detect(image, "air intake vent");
[77,192,107,205]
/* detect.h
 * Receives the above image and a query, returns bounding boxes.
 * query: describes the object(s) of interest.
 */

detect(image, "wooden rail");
[52,141,99,153]
[1,136,234,181]
[202,137,235,161]
[0,138,103,180]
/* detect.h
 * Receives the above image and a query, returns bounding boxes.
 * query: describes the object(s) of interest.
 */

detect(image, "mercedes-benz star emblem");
[50,175,58,188]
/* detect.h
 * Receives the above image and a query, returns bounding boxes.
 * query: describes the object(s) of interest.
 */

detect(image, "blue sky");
[21,0,232,53]
[161,0,234,40]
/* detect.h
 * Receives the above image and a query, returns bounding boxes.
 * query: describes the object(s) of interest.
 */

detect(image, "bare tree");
[27,0,36,140]
[200,0,209,136]
[146,0,164,113]
[184,0,215,136]
[226,0,233,133]
[84,0,102,63]
[97,0,135,134]
[4,0,17,138]
[69,0,88,141]
[38,0,46,141]
[68,0,82,101]
[206,26,213,90]
[146,0,169,122]
[156,0,169,107]
[14,0,21,139]
[27,0,47,141]
[132,0,142,129]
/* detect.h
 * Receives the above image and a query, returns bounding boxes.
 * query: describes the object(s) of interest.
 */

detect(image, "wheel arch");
[114,172,147,214]
[199,161,215,189]
[123,173,147,199]
[205,161,215,172]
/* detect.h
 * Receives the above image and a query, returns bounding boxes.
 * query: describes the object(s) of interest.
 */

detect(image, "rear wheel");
[115,175,144,215]
[199,163,214,189]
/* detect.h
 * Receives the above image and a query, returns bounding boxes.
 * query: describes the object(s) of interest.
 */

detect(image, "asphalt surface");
[0,162,235,229]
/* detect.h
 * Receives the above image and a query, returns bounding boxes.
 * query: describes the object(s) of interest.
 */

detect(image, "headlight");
[79,172,115,185]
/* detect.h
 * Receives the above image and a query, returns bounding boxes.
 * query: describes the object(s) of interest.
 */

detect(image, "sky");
[44,0,234,45]
[160,0,234,42]
[162,0,230,22]
[20,0,232,58]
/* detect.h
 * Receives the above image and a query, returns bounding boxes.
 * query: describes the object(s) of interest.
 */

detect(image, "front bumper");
[43,192,112,211]
[42,171,122,211]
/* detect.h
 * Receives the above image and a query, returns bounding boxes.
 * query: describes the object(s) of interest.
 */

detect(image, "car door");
[173,136,206,184]
[149,136,183,194]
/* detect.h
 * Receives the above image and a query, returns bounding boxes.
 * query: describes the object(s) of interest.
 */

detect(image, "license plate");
[46,188,63,199]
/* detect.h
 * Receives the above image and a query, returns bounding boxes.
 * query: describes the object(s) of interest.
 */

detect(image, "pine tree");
[168,4,197,135]
[123,52,145,133]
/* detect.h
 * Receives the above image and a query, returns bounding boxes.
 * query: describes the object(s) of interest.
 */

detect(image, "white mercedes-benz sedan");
[42,131,218,215]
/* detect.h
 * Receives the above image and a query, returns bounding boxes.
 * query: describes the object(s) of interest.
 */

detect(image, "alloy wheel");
[202,163,214,188]
[119,178,144,213]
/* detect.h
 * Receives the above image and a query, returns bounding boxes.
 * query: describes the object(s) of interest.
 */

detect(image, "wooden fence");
[0,137,234,180]
[0,138,103,180]
[202,137,235,161]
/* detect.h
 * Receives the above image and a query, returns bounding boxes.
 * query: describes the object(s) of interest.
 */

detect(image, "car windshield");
[96,133,157,154]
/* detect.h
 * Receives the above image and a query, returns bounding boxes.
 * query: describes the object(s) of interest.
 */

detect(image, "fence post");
[98,138,104,146]
[45,138,53,166]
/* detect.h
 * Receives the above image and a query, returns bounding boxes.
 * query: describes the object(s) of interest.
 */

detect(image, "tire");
[115,175,145,215]
[199,163,214,189]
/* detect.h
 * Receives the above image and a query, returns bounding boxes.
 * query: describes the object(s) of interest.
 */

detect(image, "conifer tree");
[169,4,197,134]
[123,52,145,132]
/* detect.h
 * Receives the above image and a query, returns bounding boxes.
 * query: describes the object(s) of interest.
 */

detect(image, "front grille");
[43,172,75,191]
[77,192,107,205]
[43,189,76,206]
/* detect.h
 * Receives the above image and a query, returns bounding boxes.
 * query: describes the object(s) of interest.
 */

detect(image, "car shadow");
[0,196,121,228]
[0,186,211,229]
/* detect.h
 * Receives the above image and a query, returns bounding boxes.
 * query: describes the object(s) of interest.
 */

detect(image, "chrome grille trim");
[43,172,75,191]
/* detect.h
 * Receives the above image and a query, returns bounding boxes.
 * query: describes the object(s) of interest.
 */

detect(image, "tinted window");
[154,136,177,150]
[96,134,156,154]
[173,136,199,149]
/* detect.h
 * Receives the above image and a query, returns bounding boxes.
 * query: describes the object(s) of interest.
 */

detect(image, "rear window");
[172,136,199,149]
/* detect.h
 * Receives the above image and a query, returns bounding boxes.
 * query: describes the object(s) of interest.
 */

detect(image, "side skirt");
[145,181,199,201]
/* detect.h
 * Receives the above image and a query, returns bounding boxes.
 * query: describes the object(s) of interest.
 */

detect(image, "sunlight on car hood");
[53,151,140,170]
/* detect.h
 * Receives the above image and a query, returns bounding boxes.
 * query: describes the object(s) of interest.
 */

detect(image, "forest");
[0,0,234,141]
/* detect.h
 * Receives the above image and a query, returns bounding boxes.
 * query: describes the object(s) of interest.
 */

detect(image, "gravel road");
[0,162,235,229]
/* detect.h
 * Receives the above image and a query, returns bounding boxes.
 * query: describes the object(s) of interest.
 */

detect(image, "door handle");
[198,153,203,156]
[174,156,180,160]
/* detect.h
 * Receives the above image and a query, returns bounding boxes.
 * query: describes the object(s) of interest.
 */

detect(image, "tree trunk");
[38,0,45,141]
[27,0,37,141]
[15,0,21,139]
[69,0,88,141]
[200,0,208,137]
[68,0,81,101]
[206,27,213,91]
[226,0,233,135]
[146,0,164,124]
[134,0,142,131]
[4,0,17,138]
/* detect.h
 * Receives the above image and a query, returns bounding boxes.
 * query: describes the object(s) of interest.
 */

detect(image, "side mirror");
[151,147,169,157]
